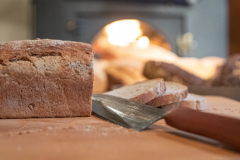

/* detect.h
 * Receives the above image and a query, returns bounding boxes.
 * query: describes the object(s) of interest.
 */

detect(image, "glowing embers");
[91,19,171,59]
[105,20,150,49]
[137,36,150,49]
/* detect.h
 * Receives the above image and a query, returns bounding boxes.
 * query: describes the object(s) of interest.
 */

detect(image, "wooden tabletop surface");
[1,96,240,160]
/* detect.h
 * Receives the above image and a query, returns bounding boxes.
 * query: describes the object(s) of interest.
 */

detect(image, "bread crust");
[0,39,92,64]
[218,54,240,86]
[0,39,93,118]
[143,61,205,85]
[130,80,166,104]
[147,82,188,107]
[105,78,166,104]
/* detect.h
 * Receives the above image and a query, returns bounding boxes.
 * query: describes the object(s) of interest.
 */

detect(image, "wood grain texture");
[0,96,240,160]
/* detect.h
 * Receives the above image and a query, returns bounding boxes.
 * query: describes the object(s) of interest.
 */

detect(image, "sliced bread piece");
[104,78,166,104]
[146,81,188,107]
[179,93,208,111]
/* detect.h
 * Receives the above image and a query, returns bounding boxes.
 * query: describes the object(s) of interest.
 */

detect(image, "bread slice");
[179,93,208,111]
[104,78,166,104]
[146,82,188,107]
[0,39,93,118]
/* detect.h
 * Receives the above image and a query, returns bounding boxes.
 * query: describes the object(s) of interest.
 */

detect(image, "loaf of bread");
[143,61,205,85]
[105,58,146,90]
[0,39,93,118]
[216,54,240,86]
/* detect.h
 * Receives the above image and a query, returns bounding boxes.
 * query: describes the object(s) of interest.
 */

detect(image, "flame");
[105,20,144,47]
[137,36,149,49]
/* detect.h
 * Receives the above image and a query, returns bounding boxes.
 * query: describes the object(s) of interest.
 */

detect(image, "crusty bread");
[146,82,188,107]
[0,39,93,118]
[93,59,108,93]
[216,54,240,86]
[179,93,208,111]
[104,78,166,104]
[175,57,224,80]
[105,58,146,89]
[143,61,205,85]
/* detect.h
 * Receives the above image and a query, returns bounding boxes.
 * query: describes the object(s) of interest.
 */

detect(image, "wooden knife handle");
[164,107,240,151]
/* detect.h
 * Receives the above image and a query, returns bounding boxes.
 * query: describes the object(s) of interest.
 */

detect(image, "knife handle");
[164,107,240,151]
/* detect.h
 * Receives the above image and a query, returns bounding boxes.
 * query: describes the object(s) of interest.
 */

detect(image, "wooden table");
[1,96,240,160]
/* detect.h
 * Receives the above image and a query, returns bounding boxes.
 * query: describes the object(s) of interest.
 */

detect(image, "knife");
[92,94,240,151]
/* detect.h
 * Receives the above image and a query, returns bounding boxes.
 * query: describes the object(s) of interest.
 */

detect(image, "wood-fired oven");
[33,0,228,58]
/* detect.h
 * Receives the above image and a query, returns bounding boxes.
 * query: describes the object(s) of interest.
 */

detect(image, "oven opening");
[92,19,171,60]
[92,19,178,92]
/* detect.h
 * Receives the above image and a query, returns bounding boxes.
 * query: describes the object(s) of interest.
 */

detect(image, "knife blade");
[92,94,166,131]
[92,94,240,151]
